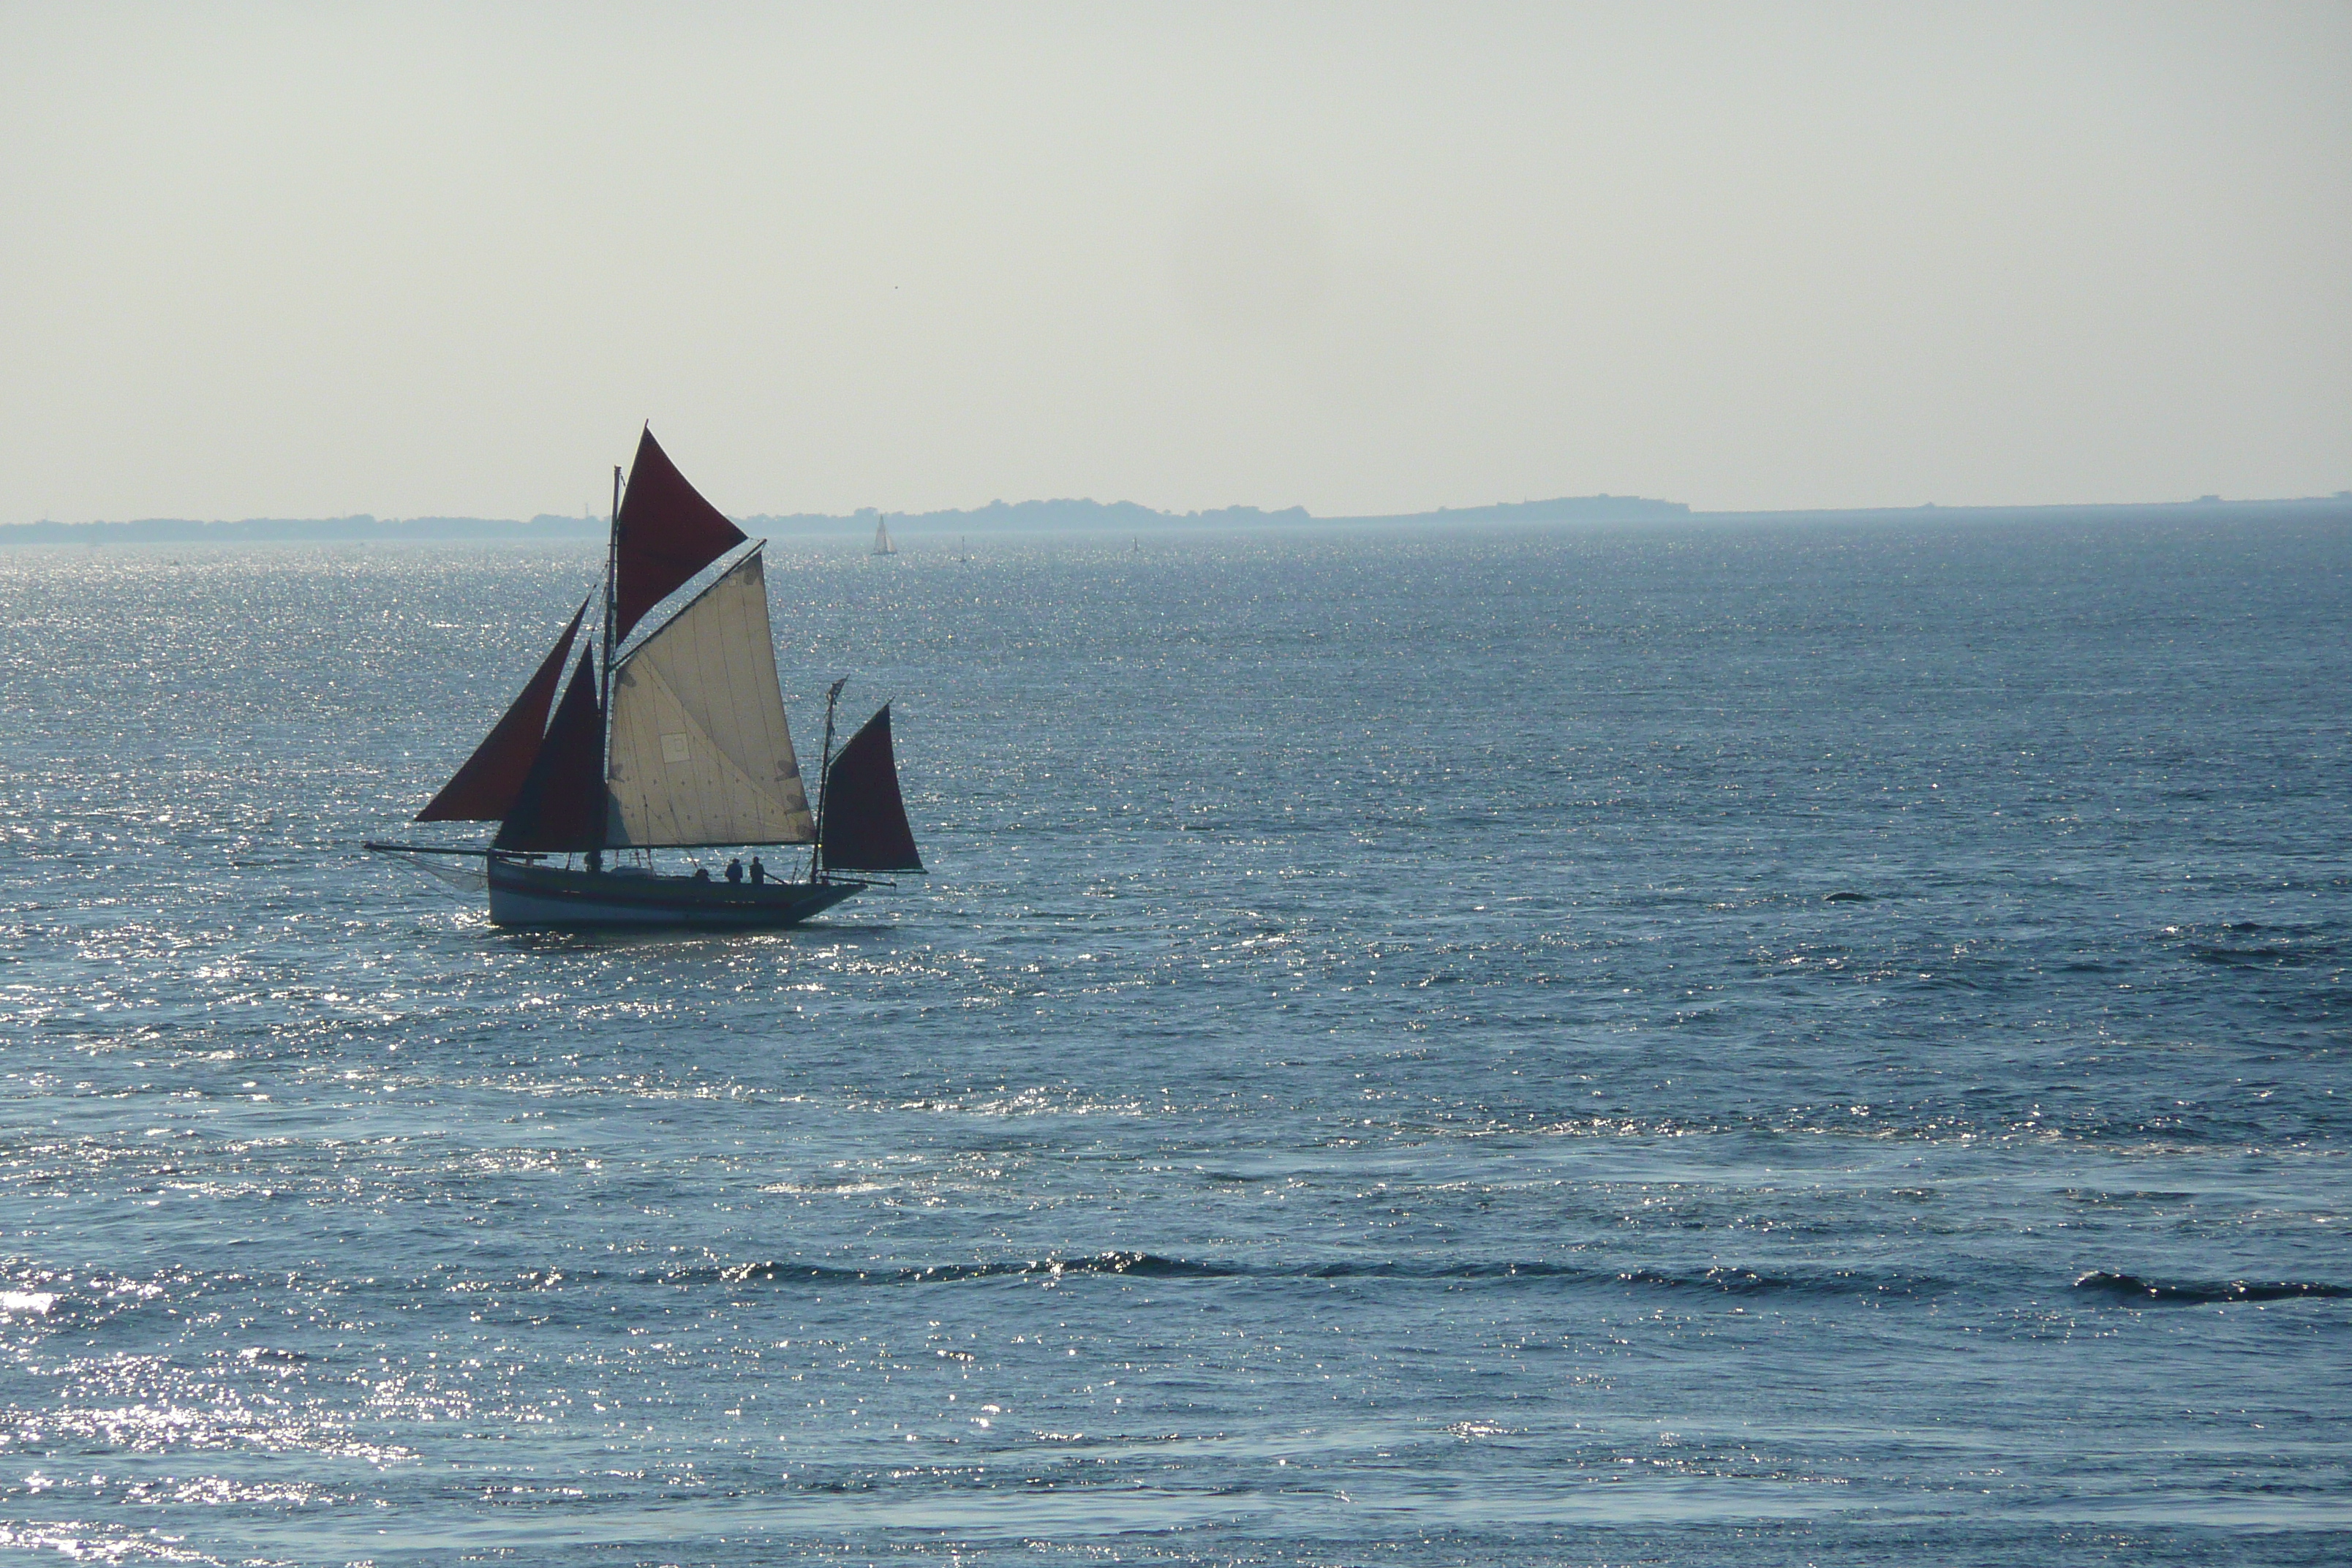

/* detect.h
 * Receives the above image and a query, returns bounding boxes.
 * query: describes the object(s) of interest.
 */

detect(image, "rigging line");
[363,843,540,859]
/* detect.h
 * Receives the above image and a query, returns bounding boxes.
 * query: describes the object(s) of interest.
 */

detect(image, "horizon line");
[7,488,2352,538]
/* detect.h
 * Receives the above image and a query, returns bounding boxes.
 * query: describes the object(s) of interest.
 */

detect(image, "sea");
[1,511,2345,1566]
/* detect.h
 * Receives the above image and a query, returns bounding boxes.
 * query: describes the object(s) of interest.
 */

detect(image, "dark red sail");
[821,705,924,872]
[415,596,590,822]
[493,650,608,852]
[613,427,747,643]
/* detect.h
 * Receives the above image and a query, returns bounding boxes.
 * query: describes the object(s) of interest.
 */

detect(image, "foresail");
[415,595,589,822]
[605,550,815,847]
[492,649,608,852]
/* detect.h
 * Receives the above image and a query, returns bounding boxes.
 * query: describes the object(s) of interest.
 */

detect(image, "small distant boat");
[872,514,897,556]
[369,428,924,928]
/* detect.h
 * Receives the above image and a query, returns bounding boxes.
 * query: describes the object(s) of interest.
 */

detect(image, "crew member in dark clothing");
[725,857,744,883]
[693,866,711,882]
[749,855,766,885]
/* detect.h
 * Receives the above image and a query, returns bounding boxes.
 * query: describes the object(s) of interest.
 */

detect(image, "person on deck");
[725,858,744,883]
[693,866,711,882]
[749,855,766,885]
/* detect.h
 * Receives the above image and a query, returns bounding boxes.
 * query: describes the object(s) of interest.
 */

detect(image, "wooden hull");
[486,858,864,929]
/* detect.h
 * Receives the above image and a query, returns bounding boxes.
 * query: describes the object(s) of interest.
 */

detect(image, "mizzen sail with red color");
[415,595,590,823]
[819,705,924,873]
[612,427,747,643]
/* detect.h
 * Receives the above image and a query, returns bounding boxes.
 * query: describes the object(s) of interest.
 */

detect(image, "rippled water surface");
[1,516,2347,1564]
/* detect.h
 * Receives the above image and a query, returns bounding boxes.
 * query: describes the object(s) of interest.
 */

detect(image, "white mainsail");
[872,516,894,555]
[603,549,815,847]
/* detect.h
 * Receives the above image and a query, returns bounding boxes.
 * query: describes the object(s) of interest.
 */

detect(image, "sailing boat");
[871,513,897,556]
[367,429,924,928]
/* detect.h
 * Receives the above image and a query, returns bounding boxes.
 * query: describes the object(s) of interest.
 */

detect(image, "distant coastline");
[4,491,2346,545]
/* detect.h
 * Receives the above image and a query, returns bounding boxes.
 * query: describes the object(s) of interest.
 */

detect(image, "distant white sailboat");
[872,514,897,556]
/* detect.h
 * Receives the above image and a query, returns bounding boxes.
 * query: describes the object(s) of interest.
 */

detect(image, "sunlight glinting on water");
[1,520,2347,1564]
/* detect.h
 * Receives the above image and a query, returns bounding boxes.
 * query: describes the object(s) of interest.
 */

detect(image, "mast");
[597,461,622,859]
[813,676,847,878]
[601,465,621,728]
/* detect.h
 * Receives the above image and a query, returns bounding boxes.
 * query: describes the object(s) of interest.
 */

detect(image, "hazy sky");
[5,2,2348,521]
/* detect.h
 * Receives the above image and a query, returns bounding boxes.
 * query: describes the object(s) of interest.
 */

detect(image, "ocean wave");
[651,1254,1942,1297]
[675,1252,1245,1286]
[2163,918,2341,968]
[2072,1270,2350,1304]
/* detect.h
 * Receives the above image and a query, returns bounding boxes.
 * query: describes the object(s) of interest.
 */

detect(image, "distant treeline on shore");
[6,491,2347,545]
